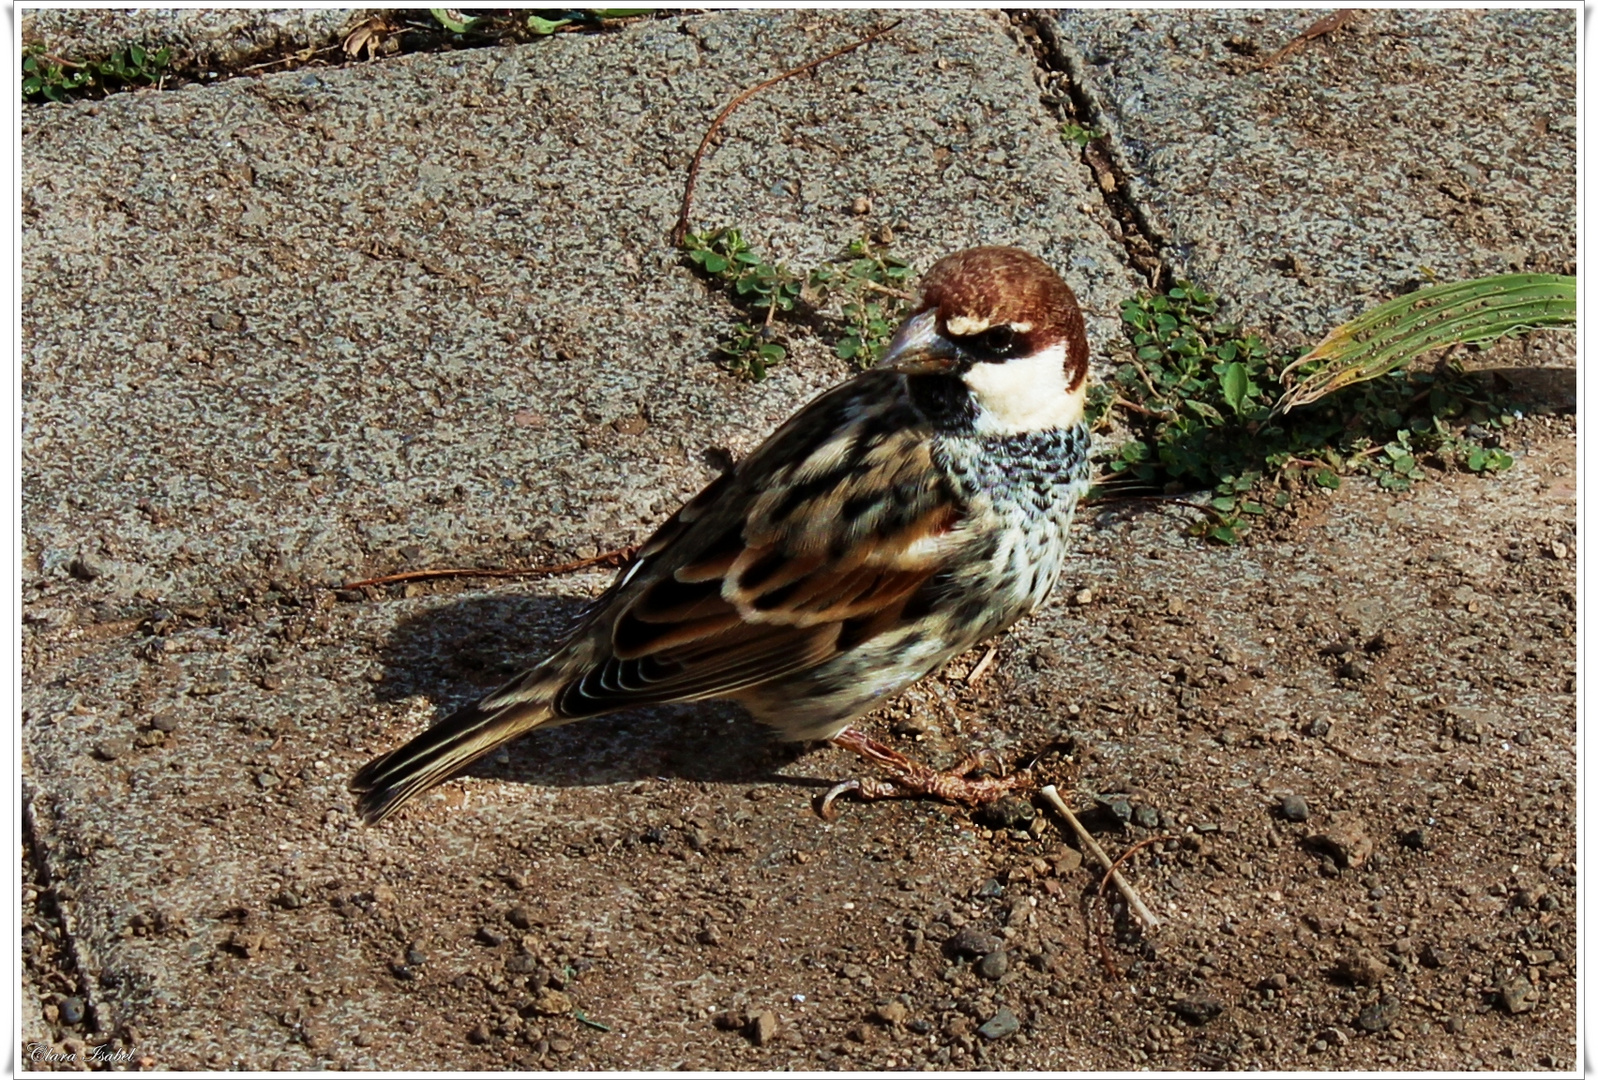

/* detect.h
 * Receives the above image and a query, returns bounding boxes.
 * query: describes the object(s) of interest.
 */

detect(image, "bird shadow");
[371,589,820,792]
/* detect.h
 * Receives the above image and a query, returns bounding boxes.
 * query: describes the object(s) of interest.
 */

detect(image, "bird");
[351,245,1093,824]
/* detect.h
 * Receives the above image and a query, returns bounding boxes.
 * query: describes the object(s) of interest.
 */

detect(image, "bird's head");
[880,246,1090,435]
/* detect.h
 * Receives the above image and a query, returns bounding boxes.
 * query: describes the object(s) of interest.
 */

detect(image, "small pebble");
[507,906,533,930]
[1335,949,1390,986]
[1132,804,1159,829]
[1279,794,1310,822]
[1095,795,1133,823]
[946,925,1002,959]
[58,997,85,1026]
[1357,998,1399,1032]
[467,1023,491,1045]
[976,950,1009,980]
[93,738,132,761]
[978,1008,1020,1040]
[1497,974,1534,1015]
[1172,996,1225,1025]
[748,1009,778,1046]
[1308,813,1372,869]
[68,554,105,582]
[975,797,1035,830]
[530,989,572,1017]
[476,926,505,947]
[873,1000,908,1025]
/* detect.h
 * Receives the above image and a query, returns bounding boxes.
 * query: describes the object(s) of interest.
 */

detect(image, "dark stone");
[1172,996,1226,1025]
[945,925,1003,959]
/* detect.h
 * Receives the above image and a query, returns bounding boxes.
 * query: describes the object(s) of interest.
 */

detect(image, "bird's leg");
[818,727,1033,819]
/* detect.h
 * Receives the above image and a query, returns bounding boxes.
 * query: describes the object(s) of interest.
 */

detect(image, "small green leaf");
[1219,361,1248,414]
[1312,469,1341,489]
[1210,496,1236,513]
[527,14,572,34]
[701,253,728,274]
[431,8,480,32]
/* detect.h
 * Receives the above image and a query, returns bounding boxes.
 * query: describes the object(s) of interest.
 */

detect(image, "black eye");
[970,324,1017,360]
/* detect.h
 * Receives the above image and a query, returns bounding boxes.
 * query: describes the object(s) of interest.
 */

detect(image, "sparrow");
[352,246,1093,824]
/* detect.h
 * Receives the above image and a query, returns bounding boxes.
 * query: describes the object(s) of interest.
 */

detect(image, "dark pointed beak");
[878,309,959,373]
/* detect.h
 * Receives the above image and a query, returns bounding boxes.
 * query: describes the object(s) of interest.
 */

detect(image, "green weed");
[681,229,912,380]
[1094,281,1523,542]
[1060,121,1106,146]
[22,43,172,103]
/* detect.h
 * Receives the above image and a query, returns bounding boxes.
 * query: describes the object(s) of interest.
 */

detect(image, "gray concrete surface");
[22,7,370,73]
[21,8,1576,1071]
[1050,7,1577,340]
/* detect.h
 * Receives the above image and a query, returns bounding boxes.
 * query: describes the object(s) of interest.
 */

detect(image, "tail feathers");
[350,696,552,825]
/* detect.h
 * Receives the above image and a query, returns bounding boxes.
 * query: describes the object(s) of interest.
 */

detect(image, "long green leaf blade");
[1278,273,1575,411]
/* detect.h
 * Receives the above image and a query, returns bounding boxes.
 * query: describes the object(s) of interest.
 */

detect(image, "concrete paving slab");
[22,7,369,73]
[22,9,1134,611]
[20,7,1577,1073]
[1046,7,1577,339]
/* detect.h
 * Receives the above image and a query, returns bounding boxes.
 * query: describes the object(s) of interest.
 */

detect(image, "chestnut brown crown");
[916,246,1089,389]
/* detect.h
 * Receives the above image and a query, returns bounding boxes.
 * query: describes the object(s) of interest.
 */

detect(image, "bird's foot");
[818,727,1033,819]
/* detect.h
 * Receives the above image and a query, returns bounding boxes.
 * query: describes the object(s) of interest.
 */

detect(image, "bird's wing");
[528,370,975,718]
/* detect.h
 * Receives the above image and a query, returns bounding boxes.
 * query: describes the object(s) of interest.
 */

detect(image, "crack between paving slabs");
[1013,12,1170,290]
[22,781,99,1043]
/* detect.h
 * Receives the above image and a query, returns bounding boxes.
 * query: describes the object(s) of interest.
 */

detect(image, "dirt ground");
[23,407,1575,1073]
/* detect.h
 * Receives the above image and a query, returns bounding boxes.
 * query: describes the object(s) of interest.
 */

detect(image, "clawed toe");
[819,727,1034,817]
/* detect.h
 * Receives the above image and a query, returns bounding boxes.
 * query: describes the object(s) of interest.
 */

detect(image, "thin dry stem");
[341,546,637,591]
[1039,784,1161,932]
[673,20,903,246]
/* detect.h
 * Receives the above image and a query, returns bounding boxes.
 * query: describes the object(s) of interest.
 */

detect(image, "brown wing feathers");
[564,389,962,716]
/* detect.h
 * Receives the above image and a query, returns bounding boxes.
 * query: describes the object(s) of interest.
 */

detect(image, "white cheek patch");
[961,343,1086,435]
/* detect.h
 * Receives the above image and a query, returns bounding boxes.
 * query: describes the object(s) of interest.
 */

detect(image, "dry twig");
[965,644,999,685]
[672,19,903,246]
[341,546,637,591]
[1255,9,1359,71]
[1039,784,1161,932]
